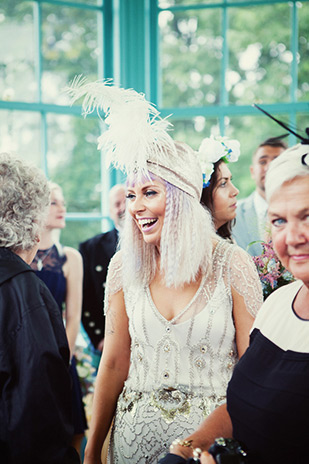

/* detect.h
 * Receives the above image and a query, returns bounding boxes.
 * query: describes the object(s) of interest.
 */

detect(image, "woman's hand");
[200,451,216,464]
[168,443,193,460]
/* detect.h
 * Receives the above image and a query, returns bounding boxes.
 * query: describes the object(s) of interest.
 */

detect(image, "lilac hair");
[120,171,216,288]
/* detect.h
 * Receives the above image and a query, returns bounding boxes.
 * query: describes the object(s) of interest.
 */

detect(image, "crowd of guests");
[1,79,308,464]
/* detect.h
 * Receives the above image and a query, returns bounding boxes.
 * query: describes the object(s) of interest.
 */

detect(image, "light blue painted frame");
[0,0,114,225]
[1,0,308,225]
[149,0,309,147]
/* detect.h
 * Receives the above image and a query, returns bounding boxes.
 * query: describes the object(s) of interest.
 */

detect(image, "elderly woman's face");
[268,176,309,287]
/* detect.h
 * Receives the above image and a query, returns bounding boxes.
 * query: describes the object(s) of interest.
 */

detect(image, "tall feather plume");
[65,75,177,174]
[253,103,309,144]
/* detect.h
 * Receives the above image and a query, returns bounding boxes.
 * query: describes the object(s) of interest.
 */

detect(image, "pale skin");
[84,179,254,463]
[212,163,239,230]
[268,177,309,314]
[173,175,309,464]
[36,186,84,455]
[250,145,285,200]
[39,186,83,357]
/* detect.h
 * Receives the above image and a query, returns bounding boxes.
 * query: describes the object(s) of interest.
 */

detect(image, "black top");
[32,244,87,435]
[32,244,67,310]
[0,247,80,463]
[79,228,119,348]
[227,328,309,464]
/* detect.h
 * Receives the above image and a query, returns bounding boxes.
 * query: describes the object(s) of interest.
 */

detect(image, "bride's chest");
[124,277,233,343]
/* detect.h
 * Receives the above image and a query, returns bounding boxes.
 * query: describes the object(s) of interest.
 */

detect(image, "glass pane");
[228,4,292,104]
[169,116,220,150]
[296,112,309,138]
[227,0,266,2]
[60,220,103,250]
[225,113,290,198]
[159,8,222,107]
[56,0,103,5]
[0,110,41,165]
[0,1,36,102]
[298,3,309,102]
[46,114,102,214]
[41,4,101,104]
[159,0,221,6]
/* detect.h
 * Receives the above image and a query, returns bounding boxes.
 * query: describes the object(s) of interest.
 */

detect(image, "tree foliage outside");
[0,0,109,248]
[159,1,309,197]
[0,0,308,248]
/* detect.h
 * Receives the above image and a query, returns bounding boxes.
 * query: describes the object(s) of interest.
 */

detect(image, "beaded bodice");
[106,240,262,396]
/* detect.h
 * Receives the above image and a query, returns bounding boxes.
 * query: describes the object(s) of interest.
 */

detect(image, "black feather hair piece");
[253,103,309,145]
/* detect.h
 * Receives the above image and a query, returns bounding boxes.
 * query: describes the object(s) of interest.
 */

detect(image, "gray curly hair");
[0,152,50,252]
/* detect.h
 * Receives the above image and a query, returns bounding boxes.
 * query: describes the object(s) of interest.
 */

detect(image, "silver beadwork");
[105,240,263,462]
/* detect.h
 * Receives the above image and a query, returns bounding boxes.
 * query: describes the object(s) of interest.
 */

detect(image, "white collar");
[253,190,268,218]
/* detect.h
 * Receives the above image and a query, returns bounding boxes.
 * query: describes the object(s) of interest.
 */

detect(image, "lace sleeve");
[104,251,123,316]
[229,245,263,317]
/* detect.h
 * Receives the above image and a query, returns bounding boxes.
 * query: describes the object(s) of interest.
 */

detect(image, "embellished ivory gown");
[105,239,263,463]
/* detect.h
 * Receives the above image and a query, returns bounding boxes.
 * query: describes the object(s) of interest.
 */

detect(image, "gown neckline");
[146,272,208,325]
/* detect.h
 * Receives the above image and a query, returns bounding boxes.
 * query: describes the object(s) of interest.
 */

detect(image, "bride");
[67,78,263,464]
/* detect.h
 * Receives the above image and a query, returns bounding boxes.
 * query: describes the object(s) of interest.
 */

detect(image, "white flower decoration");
[203,162,215,184]
[198,136,226,163]
[197,135,240,186]
[222,138,241,161]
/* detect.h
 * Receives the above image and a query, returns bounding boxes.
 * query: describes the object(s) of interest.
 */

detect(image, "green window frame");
[147,0,309,196]
[0,0,120,247]
[1,0,309,248]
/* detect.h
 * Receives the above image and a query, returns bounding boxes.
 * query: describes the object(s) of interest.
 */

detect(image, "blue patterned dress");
[31,244,87,434]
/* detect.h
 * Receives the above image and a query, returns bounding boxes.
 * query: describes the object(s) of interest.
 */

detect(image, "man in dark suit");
[79,184,126,351]
[232,136,287,256]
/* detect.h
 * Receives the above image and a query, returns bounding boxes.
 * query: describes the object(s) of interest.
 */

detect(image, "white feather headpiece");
[66,76,177,174]
[66,76,203,199]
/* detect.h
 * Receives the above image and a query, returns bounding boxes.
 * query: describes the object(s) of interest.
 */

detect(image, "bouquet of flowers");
[75,327,101,397]
[252,240,295,300]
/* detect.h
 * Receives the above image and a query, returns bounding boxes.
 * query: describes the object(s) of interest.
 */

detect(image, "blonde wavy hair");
[120,173,216,288]
[0,152,50,252]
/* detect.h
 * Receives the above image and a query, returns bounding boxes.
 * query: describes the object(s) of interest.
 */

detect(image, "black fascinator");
[253,103,309,167]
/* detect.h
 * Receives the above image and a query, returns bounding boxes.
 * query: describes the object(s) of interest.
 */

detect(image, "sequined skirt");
[108,387,226,464]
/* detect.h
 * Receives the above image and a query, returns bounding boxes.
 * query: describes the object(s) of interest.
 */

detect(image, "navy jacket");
[79,229,118,348]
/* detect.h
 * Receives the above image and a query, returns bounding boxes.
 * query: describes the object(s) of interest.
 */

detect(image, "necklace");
[35,246,53,271]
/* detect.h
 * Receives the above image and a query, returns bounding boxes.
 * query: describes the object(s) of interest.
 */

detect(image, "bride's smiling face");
[126,177,166,247]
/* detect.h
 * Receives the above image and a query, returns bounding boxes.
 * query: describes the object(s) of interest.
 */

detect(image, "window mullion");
[33,1,48,174]
[33,1,42,103]
[220,1,229,135]
[290,1,298,103]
